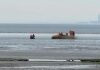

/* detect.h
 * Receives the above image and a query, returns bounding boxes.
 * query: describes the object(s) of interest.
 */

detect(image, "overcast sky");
[0,0,99,23]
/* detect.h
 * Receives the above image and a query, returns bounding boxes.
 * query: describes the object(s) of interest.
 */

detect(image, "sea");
[0,24,100,70]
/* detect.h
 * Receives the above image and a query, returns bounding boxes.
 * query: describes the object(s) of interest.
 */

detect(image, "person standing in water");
[30,34,35,39]
[33,34,35,39]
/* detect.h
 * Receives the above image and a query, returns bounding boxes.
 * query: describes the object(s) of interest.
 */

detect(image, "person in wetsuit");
[30,34,35,39]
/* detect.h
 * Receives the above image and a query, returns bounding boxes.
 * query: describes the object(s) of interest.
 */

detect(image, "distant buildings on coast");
[72,15,100,24]
[84,15,100,24]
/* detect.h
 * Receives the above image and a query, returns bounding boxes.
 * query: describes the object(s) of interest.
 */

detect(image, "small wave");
[0,33,100,40]
[0,33,100,36]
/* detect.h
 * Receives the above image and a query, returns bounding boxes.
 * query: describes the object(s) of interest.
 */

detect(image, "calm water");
[0,24,100,70]
[0,24,100,33]
[0,24,100,51]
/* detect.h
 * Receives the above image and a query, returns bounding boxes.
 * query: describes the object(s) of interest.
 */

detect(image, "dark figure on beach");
[30,34,35,39]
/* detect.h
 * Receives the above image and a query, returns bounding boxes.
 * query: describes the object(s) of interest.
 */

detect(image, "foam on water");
[0,33,100,39]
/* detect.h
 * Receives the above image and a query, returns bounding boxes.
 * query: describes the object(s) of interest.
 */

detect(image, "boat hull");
[51,35,75,39]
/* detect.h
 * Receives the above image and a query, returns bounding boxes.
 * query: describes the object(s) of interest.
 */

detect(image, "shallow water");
[0,33,100,51]
[0,33,99,59]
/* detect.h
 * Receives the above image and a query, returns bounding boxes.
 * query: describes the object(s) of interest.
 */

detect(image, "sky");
[0,0,99,23]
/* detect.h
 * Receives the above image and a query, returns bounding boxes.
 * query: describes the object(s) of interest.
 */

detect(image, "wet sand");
[0,49,100,70]
[0,61,100,70]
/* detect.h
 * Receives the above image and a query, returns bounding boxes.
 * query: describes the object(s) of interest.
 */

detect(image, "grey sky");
[0,0,99,23]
